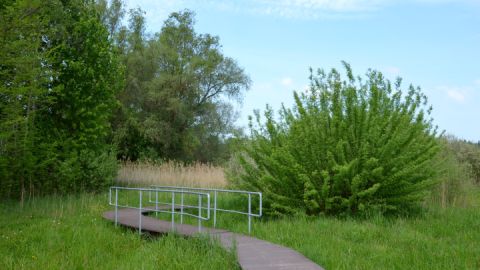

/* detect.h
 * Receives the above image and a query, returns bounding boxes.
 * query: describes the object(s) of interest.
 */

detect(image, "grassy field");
[153,188,480,270]
[1,188,479,269]
[252,206,480,269]
[117,161,226,187]
[0,194,239,270]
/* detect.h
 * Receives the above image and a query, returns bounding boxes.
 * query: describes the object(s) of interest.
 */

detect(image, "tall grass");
[0,194,239,270]
[161,188,480,270]
[117,161,226,188]
[2,188,478,269]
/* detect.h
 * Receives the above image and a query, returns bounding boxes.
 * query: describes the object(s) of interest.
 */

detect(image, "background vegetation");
[1,0,480,269]
[1,0,248,200]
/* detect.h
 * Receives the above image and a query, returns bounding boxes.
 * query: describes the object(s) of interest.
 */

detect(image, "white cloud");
[384,66,401,77]
[123,0,387,22]
[446,89,466,103]
[437,85,469,103]
[224,0,389,19]
[474,79,480,88]
[280,77,293,87]
[263,0,385,12]
[124,0,477,22]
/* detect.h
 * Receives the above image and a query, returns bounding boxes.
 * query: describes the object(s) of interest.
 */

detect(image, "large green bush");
[231,63,439,216]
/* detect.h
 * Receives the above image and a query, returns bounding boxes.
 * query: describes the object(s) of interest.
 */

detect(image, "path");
[103,208,323,270]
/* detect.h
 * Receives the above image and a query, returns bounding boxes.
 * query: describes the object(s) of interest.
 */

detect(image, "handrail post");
[198,195,202,233]
[213,190,217,228]
[171,191,175,231]
[114,188,118,227]
[180,193,184,224]
[155,190,159,217]
[139,190,142,235]
[248,193,252,234]
[259,193,262,217]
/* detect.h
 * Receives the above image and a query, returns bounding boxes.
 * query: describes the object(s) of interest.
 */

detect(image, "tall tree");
[0,0,49,200]
[111,9,251,162]
[0,0,123,200]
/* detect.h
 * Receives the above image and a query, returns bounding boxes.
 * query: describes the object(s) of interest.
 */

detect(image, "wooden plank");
[103,209,324,270]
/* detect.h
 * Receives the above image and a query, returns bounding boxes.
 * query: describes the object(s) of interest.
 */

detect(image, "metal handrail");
[109,186,210,234]
[149,185,262,234]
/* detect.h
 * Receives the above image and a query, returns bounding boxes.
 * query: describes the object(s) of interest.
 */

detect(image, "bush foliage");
[231,62,439,216]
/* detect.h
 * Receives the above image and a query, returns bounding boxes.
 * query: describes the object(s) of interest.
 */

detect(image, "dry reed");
[116,161,227,188]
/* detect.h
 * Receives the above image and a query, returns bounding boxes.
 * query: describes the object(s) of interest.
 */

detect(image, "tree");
[0,0,49,200]
[230,62,439,216]
[0,0,123,200]
[112,9,251,162]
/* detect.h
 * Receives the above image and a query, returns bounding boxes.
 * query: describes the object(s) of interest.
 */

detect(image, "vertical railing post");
[180,192,184,224]
[171,191,175,231]
[213,191,217,228]
[248,193,252,234]
[198,195,202,232]
[139,190,142,235]
[155,190,159,217]
[259,193,262,217]
[114,188,118,227]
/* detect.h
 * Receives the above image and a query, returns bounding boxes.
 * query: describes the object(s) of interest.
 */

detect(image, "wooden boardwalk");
[103,208,323,270]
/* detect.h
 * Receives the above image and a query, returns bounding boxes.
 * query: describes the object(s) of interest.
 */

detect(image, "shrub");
[57,148,118,193]
[230,62,439,216]
[428,136,478,208]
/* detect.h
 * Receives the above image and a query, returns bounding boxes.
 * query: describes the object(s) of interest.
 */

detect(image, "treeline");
[0,0,249,200]
[431,135,480,207]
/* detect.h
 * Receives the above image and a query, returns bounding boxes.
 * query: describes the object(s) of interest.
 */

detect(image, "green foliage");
[445,136,480,184]
[102,6,251,162]
[429,135,480,207]
[0,0,123,199]
[57,148,118,193]
[231,62,439,216]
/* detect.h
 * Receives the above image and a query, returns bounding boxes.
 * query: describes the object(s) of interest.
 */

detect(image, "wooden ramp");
[103,208,323,270]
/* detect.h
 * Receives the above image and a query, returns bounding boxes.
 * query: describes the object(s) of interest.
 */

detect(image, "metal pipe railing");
[149,185,262,234]
[109,186,210,234]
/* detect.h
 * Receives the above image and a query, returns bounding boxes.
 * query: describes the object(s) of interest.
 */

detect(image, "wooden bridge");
[103,207,323,270]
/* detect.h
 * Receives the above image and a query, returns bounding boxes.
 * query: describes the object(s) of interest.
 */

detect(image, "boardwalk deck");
[103,208,323,270]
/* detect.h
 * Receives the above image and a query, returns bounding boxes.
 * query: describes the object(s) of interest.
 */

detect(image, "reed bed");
[116,161,227,187]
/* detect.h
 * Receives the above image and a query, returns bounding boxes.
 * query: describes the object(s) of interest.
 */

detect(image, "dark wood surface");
[103,208,323,270]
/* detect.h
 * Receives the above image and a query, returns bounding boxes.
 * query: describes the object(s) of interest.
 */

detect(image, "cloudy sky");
[124,0,480,142]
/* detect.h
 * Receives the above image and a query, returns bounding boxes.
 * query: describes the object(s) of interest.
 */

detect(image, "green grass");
[0,193,239,270]
[154,188,480,270]
[250,207,480,269]
[1,189,479,269]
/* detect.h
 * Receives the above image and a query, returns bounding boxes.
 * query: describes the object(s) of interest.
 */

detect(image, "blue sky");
[124,0,480,142]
